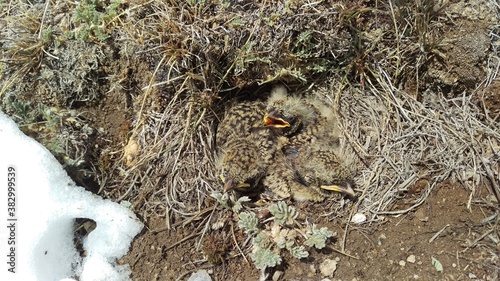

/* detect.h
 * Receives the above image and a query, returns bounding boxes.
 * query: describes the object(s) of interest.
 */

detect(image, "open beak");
[224,180,235,191]
[320,183,356,198]
[222,177,251,191]
[263,114,290,128]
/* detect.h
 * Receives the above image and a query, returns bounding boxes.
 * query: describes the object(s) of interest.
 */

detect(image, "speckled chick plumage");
[216,100,267,146]
[264,85,340,148]
[264,85,355,199]
[287,143,355,198]
[217,136,266,192]
[216,100,278,192]
[262,142,325,202]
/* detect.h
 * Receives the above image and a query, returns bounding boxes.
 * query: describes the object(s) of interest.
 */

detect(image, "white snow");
[0,112,143,281]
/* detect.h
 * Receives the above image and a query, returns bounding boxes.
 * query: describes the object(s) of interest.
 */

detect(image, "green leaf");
[289,245,309,259]
[238,211,259,234]
[269,201,297,226]
[210,191,229,209]
[232,196,251,213]
[431,257,443,272]
[305,224,334,249]
[250,247,282,270]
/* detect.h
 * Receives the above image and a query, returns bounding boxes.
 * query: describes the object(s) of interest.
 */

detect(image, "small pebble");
[319,258,337,277]
[399,260,406,266]
[351,213,367,224]
[407,255,416,263]
[378,234,386,245]
[272,270,283,281]
[187,269,211,281]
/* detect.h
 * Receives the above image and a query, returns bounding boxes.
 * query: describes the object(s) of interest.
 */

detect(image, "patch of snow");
[0,112,143,280]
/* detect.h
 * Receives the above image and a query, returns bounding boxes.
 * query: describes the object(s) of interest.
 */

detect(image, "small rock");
[378,234,386,245]
[407,255,416,263]
[469,273,477,279]
[308,264,316,277]
[415,207,429,222]
[187,269,212,281]
[272,270,283,281]
[351,213,367,224]
[399,260,406,267]
[319,258,337,277]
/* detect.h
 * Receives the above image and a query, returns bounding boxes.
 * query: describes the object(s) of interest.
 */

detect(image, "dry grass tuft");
[338,72,500,221]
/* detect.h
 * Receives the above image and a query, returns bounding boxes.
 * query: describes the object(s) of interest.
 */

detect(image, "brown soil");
[120,181,499,281]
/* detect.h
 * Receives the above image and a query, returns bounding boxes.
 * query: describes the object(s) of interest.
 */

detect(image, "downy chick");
[263,85,340,147]
[217,136,266,192]
[216,100,266,147]
[287,143,356,198]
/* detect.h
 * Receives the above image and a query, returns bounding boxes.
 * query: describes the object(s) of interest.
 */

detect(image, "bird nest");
[115,68,499,229]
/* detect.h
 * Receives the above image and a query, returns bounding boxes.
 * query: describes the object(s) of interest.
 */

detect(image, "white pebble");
[407,255,416,263]
[351,213,367,224]
[319,259,337,277]
[399,260,406,266]
[188,270,212,281]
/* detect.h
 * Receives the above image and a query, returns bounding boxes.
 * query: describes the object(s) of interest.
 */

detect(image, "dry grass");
[339,71,500,218]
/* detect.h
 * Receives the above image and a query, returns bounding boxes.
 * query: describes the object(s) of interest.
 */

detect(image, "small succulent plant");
[213,193,336,272]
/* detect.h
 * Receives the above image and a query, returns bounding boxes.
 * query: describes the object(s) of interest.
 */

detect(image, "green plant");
[232,196,251,213]
[73,0,122,41]
[212,195,337,272]
[210,191,230,209]
[210,192,250,212]
[238,211,259,235]
[269,201,297,226]
[250,246,282,270]
[289,245,309,259]
[305,224,334,249]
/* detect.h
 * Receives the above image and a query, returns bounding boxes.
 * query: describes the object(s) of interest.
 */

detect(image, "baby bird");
[263,85,314,138]
[287,143,356,198]
[264,85,355,199]
[216,100,267,146]
[262,146,326,202]
[216,99,280,193]
[264,85,340,147]
[217,136,265,192]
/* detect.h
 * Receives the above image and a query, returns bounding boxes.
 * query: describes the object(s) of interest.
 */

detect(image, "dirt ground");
[119,181,498,281]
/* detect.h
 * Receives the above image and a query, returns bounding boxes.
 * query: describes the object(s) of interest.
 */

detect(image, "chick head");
[263,85,316,136]
[294,145,356,199]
